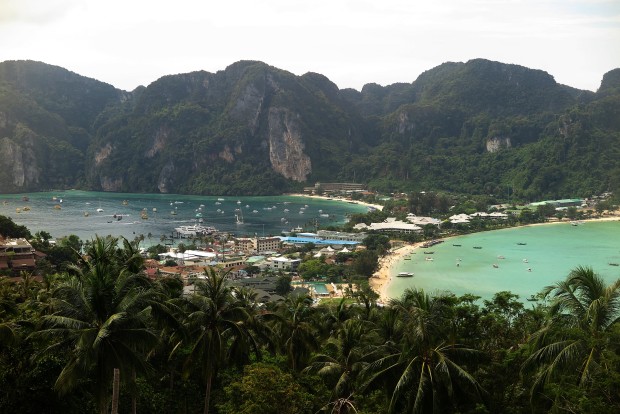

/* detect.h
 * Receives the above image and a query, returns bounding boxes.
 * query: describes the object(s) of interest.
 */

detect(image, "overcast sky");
[1,0,618,92]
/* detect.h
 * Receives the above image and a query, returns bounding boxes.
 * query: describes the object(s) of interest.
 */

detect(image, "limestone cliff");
[486,136,511,152]
[0,126,40,191]
[267,108,311,182]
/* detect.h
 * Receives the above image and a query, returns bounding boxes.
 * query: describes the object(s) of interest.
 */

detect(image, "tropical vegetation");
[1,221,619,413]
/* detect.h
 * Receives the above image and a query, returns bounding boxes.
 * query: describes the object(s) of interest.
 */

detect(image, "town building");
[354,218,422,234]
[0,238,37,272]
[316,230,367,242]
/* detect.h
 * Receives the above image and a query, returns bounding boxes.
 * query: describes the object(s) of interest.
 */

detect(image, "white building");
[266,256,301,272]
[355,217,422,234]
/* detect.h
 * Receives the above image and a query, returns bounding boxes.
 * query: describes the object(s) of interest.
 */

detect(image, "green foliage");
[1,59,617,197]
[0,215,31,239]
[218,363,314,414]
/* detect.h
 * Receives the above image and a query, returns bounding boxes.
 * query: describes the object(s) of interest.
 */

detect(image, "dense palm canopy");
[522,266,620,407]
[32,235,160,414]
[361,289,483,414]
[1,219,619,414]
[173,267,258,414]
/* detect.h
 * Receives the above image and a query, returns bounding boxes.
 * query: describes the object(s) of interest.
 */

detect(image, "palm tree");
[33,235,159,414]
[360,288,483,414]
[271,293,319,371]
[522,266,620,403]
[174,267,257,414]
[305,318,376,404]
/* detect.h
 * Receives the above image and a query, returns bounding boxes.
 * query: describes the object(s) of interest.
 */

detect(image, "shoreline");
[286,193,384,211]
[371,214,620,302]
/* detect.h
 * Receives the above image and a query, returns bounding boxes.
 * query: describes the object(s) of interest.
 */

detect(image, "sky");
[1,0,619,92]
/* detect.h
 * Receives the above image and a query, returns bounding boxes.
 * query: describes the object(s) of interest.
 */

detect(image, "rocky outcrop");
[0,130,40,190]
[267,108,311,182]
[157,162,175,193]
[99,175,123,192]
[486,136,511,152]
[145,126,169,158]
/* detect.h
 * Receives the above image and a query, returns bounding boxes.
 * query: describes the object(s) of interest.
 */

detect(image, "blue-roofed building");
[279,236,360,246]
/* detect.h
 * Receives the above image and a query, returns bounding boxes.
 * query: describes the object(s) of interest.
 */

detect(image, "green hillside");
[0,58,618,199]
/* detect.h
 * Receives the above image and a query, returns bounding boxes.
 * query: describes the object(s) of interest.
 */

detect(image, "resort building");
[234,237,281,254]
[0,238,38,272]
[529,199,585,208]
[304,182,365,194]
[405,214,442,227]
[354,218,422,234]
[316,230,367,242]
[265,256,301,272]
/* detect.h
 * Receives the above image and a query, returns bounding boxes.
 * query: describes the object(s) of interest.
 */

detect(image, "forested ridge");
[1,212,619,413]
[0,59,619,200]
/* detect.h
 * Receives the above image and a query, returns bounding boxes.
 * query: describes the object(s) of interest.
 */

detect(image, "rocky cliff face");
[267,108,311,182]
[0,128,40,190]
[486,136,511,152]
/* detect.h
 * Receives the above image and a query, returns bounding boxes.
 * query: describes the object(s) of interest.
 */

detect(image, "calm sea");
[0,191,368,243]
[388,221,620,302]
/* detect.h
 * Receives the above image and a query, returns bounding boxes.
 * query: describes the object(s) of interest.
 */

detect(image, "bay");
[388,221,620,302]
[0,191,368,243]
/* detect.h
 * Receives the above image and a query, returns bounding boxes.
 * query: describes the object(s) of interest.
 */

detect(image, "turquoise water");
[388,221,620,302]
[0,191,368,243]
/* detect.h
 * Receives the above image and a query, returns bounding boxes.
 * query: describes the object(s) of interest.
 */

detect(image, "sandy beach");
[369,242,422,303]
[370,213,620,302]
[287,193,384,211]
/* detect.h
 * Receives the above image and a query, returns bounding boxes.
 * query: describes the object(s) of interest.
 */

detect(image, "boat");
[237,200,241,204]
[140,210,148,220]
[523,259,529,263]
[153,207,157,212]
[570,221,579,226]
[423,251,434,255]
[609,263,620,267]
[397,272,414,277]
[425,257,434,261]
[174,225,217,236]
[252,210,258,213]
[452,244,461,247]
[170,210,177,215]
[404,256,411,260]
[517,242,527,245]
[320,214,329,218]
[473,246,482,249]
[497,255,505,259]
[215,202,221,205]
[22,196,29,202]
[284,209,290,212]
[22,206,30,211]
[122,200,128,205]
[84,211,89,217]
[235,210,244,225]
[291,226,303,233]
[492,264,499,268]
[54,205,61,210]
[15,208,21,213]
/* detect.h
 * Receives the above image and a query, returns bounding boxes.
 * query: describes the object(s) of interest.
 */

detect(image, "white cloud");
[0,0,618,91]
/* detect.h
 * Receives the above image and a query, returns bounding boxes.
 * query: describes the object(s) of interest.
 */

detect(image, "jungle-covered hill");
[0,59,618,199]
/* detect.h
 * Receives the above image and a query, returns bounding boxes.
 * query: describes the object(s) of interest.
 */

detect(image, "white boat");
[320,214,329,218]
[284,209,289,212]
[96,208,104,212]
[217,198,225,201]
[425,257,434,261]
[397,272,414,277]
[235,210,244,225]
[174,225,217,236]
[252,210,259,213]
